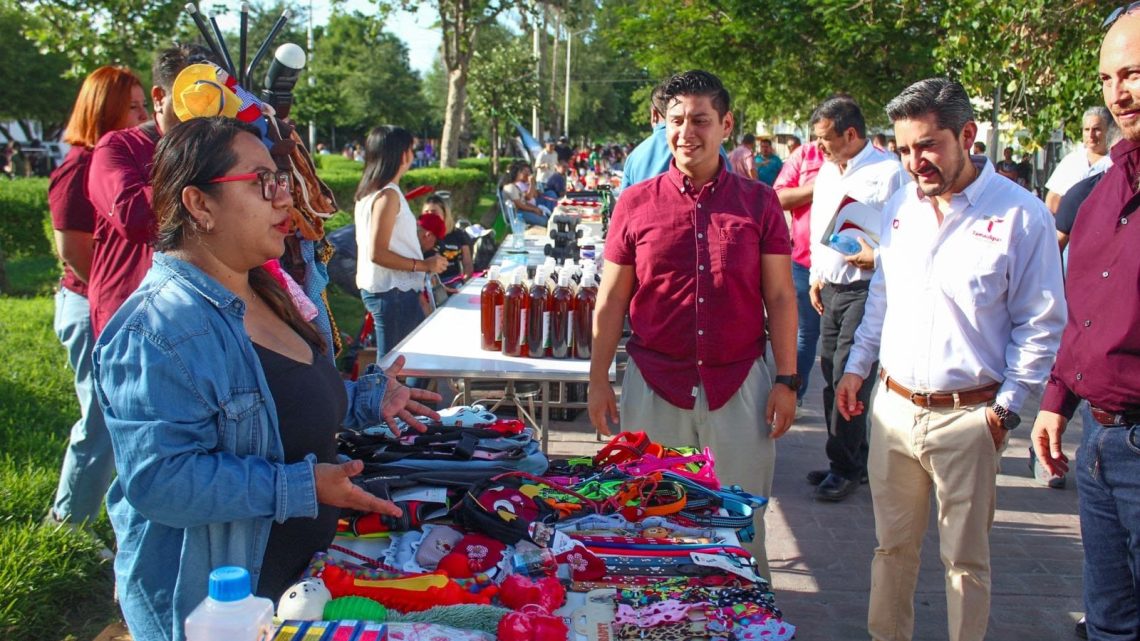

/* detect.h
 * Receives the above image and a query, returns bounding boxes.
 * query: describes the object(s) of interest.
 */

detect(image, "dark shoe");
[809,469,869,485]
[814,472,859,502]
[1075,616,1087,639]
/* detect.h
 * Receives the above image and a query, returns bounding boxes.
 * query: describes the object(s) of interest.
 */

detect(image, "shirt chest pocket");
[217,390,267,457]
[713,220,761,272]
[937,247,1009,308]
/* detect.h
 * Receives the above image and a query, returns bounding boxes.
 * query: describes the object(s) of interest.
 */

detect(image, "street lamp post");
[563,28,588,141]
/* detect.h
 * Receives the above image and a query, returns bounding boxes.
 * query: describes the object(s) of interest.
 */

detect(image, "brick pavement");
[546,368,1085,641]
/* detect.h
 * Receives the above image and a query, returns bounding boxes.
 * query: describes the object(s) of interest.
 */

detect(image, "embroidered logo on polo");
[971,216,1006,243]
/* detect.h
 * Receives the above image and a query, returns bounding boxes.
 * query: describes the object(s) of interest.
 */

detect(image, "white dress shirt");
[844,159,1067,413]
[809,141,910,285]
[1044,147,1112,197]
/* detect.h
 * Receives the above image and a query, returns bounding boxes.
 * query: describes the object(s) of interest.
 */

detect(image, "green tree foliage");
[603,0,941,127]
[0,2,75,139]
[292,10,428,144]
[22,0,185,81]
[468,39,540,176]
[601,0,1114,144]
[382,0,517,167]
[935,0,1112,142]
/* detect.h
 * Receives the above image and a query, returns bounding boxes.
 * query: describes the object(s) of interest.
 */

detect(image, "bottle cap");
[207,566,251,603]
[512,269,525,285]
[558,270,573,287]
[488,265,501,280]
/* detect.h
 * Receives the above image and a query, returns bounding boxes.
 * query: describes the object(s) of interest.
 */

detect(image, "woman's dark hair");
[507,160,529,182]
[151,116,326,352]
[355,125,414,200]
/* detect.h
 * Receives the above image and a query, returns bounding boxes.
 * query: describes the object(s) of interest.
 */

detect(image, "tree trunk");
[490,118,500,179]
[440,60,470,168]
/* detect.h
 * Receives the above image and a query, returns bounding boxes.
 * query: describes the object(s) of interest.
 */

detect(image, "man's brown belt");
[879,370,999,408]
[1090,406,1140,427]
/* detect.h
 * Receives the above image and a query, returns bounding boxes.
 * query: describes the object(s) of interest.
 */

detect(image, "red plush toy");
[498,574,565,613]
[435,533,507,579]
[498,604,569,641]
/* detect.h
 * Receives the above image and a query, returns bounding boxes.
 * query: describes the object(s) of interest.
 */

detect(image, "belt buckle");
[909,391,932,406]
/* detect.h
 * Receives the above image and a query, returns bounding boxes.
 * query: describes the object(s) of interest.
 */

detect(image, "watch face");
[1004,413,1021,429]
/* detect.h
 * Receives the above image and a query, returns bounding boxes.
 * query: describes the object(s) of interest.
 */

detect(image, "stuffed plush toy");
[276,577,332,620]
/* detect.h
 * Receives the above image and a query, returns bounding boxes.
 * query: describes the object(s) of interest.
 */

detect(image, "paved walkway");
[546,370,1084,641]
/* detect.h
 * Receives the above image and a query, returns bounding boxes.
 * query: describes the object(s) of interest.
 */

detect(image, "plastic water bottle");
[185,566,274,641]
[828,233,863,256]
[511,216,526,250]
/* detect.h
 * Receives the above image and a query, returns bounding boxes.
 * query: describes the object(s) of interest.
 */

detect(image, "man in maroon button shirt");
[588,70,798,579]
[1033,10,1140,641]
[87,44,216,336]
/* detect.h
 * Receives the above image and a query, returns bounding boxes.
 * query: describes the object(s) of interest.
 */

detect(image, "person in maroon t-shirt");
[588,70,798,579]
[47,65,149,528]
[87,43,217,337]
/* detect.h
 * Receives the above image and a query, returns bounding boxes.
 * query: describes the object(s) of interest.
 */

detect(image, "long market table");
[378,234,613,455]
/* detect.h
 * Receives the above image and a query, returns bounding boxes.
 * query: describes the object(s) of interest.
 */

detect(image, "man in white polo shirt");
[836,78,1066,641]
[1044,106,1113,213]
[806,94,909,502]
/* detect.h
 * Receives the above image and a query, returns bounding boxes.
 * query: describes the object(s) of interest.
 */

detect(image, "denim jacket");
[93,253,386,641]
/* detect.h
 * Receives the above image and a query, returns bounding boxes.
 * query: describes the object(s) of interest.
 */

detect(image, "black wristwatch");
[774,374,802,392]
[990,403,1021,430]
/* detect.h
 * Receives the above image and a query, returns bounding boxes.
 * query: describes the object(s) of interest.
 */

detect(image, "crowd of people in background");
[25,6,1140,641]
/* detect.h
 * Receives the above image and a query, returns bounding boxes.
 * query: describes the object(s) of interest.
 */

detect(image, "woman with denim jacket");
[92,117,440,641]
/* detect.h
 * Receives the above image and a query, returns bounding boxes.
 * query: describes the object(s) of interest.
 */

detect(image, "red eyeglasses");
[206,169,292,201]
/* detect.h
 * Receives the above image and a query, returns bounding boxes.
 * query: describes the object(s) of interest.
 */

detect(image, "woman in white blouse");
[354,125,447,355]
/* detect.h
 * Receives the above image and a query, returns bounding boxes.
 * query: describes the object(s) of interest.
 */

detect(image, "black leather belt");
[825,280,871,292]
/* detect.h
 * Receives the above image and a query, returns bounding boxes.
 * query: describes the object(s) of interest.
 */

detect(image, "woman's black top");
[253,341,347,601]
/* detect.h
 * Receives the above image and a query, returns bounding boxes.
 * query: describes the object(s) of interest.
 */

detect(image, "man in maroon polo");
[87,44,214,336]
[1033,9,1140,639]
[588,70,799,579]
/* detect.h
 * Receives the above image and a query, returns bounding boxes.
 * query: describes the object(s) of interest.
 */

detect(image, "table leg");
[541,381,550,455]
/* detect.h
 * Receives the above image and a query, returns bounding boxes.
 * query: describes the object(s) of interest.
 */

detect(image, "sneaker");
[1028,447,1066,489]
[1075,616,1087,639]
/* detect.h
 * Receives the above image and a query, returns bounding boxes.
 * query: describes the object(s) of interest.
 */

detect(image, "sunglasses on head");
[205,169,292,201]
[1104,1,1140,29]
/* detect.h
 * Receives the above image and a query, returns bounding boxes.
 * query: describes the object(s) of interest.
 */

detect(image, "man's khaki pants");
[620,358,775,580]
[867,381,1004,641]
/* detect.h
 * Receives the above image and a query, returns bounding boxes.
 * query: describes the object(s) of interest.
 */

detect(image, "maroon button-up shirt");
[605,160,791,411]
[1041,138,1140,417]
[87,124,158,337]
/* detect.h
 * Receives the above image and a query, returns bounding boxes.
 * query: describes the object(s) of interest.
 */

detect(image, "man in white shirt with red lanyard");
[806,94,909,502]
[836,77,1066,641]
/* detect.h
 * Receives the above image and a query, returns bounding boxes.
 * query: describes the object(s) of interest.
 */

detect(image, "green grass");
[0,294,118,640]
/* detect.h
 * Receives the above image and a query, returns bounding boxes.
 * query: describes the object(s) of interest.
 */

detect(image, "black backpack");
[472,229,500,272]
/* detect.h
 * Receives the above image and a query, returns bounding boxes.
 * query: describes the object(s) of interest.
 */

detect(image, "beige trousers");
[866,381,1005,641]
[620,358,775,580]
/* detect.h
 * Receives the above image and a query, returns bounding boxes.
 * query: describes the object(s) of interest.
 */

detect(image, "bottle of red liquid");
[550,269,575,359]
[502,269,528,357]
[480,265,504,351]
[526,267,550,359]
[573,267,597,360]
